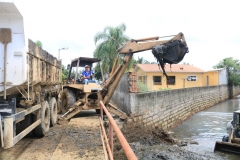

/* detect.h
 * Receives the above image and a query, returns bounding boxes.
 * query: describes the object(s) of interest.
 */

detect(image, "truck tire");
[49,97,58,126]
[34,101,50,137]
[61,88,75,113]
[57,98,62,114]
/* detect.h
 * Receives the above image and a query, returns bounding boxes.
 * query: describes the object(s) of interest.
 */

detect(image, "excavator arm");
[101,32,188,108]
[58,32,189,122]
[117,32,187,54]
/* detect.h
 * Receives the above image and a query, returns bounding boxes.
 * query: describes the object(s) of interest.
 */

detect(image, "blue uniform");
[82,71,92,80]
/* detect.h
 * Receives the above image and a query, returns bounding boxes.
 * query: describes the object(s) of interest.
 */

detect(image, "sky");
[14,0,240,70]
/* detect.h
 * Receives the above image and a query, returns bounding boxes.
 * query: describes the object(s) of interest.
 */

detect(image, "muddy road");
[0,110,105,160]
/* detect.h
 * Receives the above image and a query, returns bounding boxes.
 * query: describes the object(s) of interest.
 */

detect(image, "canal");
[171,95,240,159]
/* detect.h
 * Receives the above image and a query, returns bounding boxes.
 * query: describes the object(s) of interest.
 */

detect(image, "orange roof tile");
[136,64,206,73]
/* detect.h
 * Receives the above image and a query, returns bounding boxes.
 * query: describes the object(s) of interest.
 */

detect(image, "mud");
[113,122,217,160]
[120,123,175,145]
[113,96,240,159]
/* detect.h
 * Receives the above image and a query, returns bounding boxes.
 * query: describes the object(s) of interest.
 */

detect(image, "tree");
[134,56,150,65]
[35,40,42,48]
[62,65,68,82]
[94,64,102,80]
[213,57,240,86]
[93,23,129,77]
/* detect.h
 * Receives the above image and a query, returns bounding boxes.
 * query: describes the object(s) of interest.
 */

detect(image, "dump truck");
[0,1,61,149]
[59,33,189,123]
[214,110,240,154]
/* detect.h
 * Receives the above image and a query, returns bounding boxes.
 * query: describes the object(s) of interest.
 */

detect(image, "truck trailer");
[0,1,61,149]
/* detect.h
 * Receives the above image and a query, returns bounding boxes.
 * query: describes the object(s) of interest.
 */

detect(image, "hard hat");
[85,65,89,68]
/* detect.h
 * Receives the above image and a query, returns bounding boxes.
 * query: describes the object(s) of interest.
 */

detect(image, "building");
[134,64,206,90]
[203,68,228,86]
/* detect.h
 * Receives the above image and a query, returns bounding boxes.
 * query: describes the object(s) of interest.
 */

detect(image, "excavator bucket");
[214,141,240,155]
[152,39,189,78]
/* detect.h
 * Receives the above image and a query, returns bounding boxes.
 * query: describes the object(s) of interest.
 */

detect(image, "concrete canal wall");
[112,73,240,130]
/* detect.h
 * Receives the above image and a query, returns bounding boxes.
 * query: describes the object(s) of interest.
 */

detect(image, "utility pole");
[58,47,68,60]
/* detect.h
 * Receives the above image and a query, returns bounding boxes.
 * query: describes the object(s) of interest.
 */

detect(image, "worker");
[226,120,234,142]
[82,65,93,84]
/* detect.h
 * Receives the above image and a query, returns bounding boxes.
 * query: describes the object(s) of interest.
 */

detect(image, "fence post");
[100,104,103,120]
[109,123,113,153]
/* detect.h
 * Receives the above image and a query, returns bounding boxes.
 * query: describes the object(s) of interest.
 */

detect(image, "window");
[138,76,147,85]
[187,76,197,81]
[138,76,142,82]
[153,76,162,85]
[143,76,147,85]
[167,76,175,85]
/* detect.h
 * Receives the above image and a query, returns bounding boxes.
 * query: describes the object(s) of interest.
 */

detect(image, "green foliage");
[125,56,152,72]
[62,65,68,82]
[94,64,102,80]
[213,57,240,86]
[94,23,129,75]
[35,40,42,48]
[158,87,171,91]
[134,56,150,65]
[137,81,150,93]
[126,57,136,71]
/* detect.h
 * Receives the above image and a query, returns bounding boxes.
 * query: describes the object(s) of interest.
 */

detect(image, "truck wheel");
[57,98,62,114]
[61,88,75,113]
[34,101,50,137]
[49,97,57,126]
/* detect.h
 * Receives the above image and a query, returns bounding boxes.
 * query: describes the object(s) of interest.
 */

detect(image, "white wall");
[218,68,228,85]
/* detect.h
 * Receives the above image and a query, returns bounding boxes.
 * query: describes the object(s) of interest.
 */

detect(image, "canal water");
[170,95,240,159]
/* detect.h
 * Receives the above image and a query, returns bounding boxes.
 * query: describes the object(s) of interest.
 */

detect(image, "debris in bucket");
[152,40,189,79]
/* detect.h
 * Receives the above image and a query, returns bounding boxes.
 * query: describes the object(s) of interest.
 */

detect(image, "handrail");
[99,117,114,160]
[99,101,138,160]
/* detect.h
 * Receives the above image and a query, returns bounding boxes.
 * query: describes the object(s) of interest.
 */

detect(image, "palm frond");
[93,23,129,76]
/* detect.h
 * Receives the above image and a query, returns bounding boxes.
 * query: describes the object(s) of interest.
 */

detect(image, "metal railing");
[99,101,138,160]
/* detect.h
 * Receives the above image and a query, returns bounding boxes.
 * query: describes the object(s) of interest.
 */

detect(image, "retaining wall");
[112,73,240,130]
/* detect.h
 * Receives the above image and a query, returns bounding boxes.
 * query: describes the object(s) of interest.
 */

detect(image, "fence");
[99,101,137,160]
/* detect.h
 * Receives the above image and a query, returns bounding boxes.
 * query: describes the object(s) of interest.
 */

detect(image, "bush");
[137,81,150,93]
[158,88,171,91]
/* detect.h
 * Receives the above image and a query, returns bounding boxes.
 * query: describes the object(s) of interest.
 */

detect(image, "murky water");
[171,95,240,159]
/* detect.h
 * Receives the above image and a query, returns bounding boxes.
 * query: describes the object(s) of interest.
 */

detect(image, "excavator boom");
[101,32,189,107]
[118,32,187,54]
[59,32,189,122]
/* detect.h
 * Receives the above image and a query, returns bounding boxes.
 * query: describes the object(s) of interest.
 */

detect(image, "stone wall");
[112,73,240,130]
[232,85,240,97]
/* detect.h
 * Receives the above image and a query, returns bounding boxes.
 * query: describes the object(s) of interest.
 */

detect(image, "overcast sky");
[15,0,240,70]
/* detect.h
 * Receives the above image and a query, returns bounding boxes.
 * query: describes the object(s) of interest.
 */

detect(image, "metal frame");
[0,98,41,149]
[99,101,137,160]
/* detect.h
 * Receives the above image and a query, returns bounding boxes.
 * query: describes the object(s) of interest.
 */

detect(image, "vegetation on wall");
[35,40,42,48]
[137,81,150,93]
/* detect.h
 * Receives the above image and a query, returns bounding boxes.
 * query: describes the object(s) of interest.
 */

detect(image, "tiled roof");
[207,68,225,72]
[136,64,206,73]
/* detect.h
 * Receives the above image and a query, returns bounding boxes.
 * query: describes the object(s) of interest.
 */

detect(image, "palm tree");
[94,23,129,76]
[134,56,150,64]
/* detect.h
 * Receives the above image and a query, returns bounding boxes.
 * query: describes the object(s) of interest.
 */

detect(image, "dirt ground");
[113,122,225,160]
[1,110,236,160]
[0,110,105,160]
